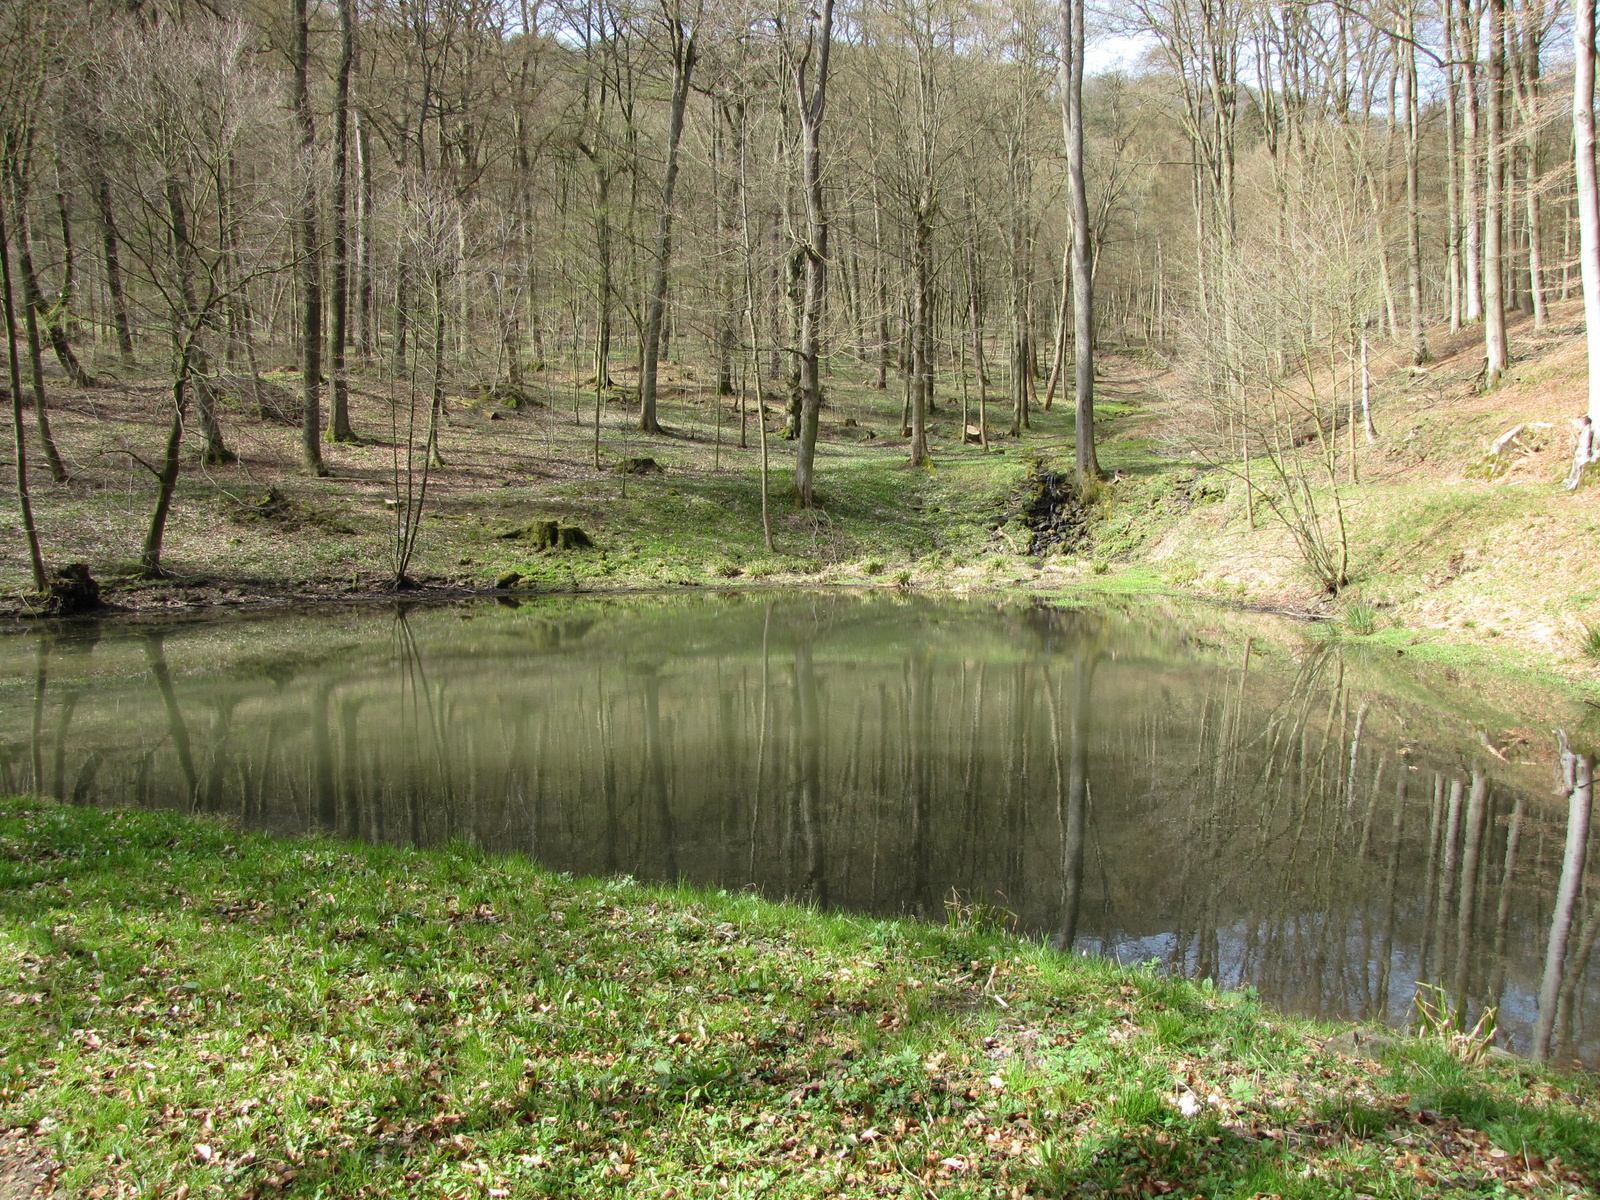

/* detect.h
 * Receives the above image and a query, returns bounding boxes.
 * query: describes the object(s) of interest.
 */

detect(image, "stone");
[1324,1028,1404,1061]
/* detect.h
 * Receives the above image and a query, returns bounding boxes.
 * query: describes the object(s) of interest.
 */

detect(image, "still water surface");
[3,592,1596,1066]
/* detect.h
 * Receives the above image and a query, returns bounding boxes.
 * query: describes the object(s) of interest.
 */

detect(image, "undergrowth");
[2,798,1595,1198]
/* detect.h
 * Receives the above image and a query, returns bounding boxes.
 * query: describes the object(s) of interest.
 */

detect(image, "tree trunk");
[141,371,191,578]
[10,174,93,390]
[714,101,738,398]
[1533,735,1592,1061]
[1403,13,1430,365]
[1064,0,1099,485]
[965,217,989,451]
[93,173,135,364]
[165,176,230,468]
[783,235,802,437]
[1445,0,1463,331]
[1042,241,1070,409]
[0,189,46,590]
[1483,0,1509,386]
[1577,0,1600,424]
[638,15,696,434]
[791,0,835,509]
[327,0,357,442]
[355,108,374,360]
[737,103,775,552]
[4,173,66,483]
[1462,0,1485,324]
[294,0,327,475]
[594,179,614,390]
[909,212,931,466]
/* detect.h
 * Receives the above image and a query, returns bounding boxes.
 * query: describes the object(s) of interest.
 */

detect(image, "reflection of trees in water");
[10,601,1599,1065]
[1044,643,1093,952]
[1535,740,1593,1062]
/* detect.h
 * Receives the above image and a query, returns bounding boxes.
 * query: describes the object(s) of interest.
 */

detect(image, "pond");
[3,591,1596,1068]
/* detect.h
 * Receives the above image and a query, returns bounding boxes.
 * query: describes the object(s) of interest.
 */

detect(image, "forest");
[9,6,1600,1192]
[3,0,1600,641]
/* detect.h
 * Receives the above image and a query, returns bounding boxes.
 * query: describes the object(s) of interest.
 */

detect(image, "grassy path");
[2,797,1596,1198]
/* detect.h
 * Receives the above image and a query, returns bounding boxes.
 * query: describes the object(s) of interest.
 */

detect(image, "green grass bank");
[2,797,1596,1199]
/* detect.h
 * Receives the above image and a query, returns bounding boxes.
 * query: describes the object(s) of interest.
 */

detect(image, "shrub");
[1342,600,1379,636]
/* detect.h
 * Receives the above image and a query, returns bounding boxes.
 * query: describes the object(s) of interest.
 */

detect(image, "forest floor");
[3,794,1598,1200]
[2,301,1599,678]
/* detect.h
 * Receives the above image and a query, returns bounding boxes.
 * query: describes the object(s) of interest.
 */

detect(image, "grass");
[3,796,1597,1198]
[1341,599,1380,636]
[12,311,1600,682]
[1581,623,1600,661]
[0,351,1071,609]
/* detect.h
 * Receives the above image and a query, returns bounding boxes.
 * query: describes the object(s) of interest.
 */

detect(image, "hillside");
[1096,299,1600,676]
[5,309,1600,680]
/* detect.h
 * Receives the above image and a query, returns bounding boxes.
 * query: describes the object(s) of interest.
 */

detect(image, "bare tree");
[1576,0,1600,428]
[1062,0,1098,485]
[1,186,46,591]
[327,0,358,443]
[92,18,284,575]
[292,0,327,475]
[638,0,700,434]
[786,0,834,508]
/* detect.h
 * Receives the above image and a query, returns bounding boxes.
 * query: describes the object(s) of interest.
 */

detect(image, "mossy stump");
[35,564,103,616]
[497,521,593,551]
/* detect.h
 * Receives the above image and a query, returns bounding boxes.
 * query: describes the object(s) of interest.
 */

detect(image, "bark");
[737,103,775,552]
[194,368,231,466]
[871,164,890,391]
[163,176,230,467]
[714,101,738,398]
[964,207,989,451]
[1462,0,1485,323]
[392,135,409,373]
[293,0,327,475]
[1008,132,1030,438]
[593,176,615,390]
[11,175,93,390]
[1445,0,1463,331]
[327,0,357,442]
[1402,15,1430,365]
[93,172,135,363]
[4,170,66,483]
[0,189,46,590]
[1576,0,1600,424]
[141,370,191,577]
[355,109,374,359]
[1042,241,1070,409]
[1483,0,1509,385]
[909,212,931,466]
[1064,0,1099,485]
[790,0,835,508]
[638,11,697,434]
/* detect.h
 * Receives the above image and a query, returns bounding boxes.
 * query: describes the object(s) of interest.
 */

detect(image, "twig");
[99,448,162,478]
